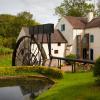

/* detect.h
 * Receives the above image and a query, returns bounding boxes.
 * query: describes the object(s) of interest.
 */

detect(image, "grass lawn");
[36,72,100,100]
[0,54,12,66]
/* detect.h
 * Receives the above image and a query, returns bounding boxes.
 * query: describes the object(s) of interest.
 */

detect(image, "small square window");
[61,24,65,31]
[58,43,61,46]
[54,50,58,54]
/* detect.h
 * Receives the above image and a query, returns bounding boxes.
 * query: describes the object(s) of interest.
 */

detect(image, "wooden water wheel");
[12,24,54,66]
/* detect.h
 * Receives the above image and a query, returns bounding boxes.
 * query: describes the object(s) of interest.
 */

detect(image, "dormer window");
[61,24,65,31]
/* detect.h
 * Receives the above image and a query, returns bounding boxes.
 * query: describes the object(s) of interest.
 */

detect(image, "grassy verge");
[36,72,100,100]
[0,54,12,66]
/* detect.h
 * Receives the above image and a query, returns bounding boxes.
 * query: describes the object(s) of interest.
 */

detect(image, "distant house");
[56,12,100,60]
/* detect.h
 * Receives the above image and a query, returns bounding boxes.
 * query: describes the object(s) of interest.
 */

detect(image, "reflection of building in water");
[0,77,54,100]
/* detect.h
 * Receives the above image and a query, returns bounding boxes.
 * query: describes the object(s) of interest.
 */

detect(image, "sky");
[0,0,99,25]
[0,0,63,25]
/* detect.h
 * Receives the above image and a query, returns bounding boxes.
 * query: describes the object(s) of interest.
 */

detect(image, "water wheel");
[12,36,47,66]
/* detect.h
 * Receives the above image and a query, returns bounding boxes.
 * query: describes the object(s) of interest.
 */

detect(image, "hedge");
[15,66,63,79]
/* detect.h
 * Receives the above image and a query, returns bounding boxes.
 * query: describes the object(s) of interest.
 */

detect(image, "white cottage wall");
[85,28,100,60]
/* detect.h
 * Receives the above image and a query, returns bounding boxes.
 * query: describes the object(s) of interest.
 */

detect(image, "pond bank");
[0,75,54,100]
[36,72,100,100]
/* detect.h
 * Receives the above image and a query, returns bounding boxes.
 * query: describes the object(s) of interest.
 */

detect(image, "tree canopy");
[96,0,100,16]
[55,0,94,17]
[0,11,39,48]
[17,11,33,20]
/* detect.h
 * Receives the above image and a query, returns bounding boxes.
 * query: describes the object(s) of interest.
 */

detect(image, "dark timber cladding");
[29,24,54,35]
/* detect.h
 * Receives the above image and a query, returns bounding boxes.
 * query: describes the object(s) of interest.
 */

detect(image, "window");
[58,43,61,46]
[90,35,94,43]
[54,50,58,54]
[61,24,65,31]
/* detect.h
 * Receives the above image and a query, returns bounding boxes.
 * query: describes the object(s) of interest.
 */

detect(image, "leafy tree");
[17,11,33,20]
[0,11,39,49]
[95,0,100,16]
[55,0,94,17]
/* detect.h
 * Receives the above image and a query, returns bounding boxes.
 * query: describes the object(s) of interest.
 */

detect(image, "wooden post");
[73,62,76,73]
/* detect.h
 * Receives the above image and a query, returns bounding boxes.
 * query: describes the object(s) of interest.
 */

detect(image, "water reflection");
[0,77,54,100]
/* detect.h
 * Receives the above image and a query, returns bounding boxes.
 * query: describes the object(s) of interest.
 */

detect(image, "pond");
[0,76,54,100]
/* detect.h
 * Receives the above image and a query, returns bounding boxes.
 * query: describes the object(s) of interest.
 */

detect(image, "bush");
[93,57,100,85]
[15,66,63,79]
[93,57,100,77]
[66,54,77,59]
[0,47,13,55]
[66,54,77,65]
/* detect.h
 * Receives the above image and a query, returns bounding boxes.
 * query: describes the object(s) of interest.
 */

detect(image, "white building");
[56,13,100,60]
[18,27,67,62]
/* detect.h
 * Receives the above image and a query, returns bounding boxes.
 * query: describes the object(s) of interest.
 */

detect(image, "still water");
[0,76,54,100]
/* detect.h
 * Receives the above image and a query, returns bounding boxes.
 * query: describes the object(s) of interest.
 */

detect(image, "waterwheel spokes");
[12,36,47,66]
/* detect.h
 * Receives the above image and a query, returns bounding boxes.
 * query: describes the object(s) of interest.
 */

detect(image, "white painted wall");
[56,17,84,55]
[31,43,66,59]
[85,27,100,60]
[43,43,66,59]
[56,17,73,45]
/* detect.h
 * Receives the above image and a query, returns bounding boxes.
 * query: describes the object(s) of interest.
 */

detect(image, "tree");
[55,0,94,17]
[17,11,33,20]
[95,0,100,16]
[0,11,39,49]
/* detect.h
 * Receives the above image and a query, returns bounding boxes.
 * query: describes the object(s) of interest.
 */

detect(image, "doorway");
[83,48,87,59]
[90,49,94,60]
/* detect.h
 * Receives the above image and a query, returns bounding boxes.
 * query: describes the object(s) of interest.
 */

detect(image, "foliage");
[17,11,33,20]
[93,57,100,77]
[93,57,100,85]
[0,66,39,76]
[15,66,63,79]
[0,11,39,49]
[0,47,12,55]
[1,37,16,49]
[0,67,15,76]
[66,54,77,64]
[66,54,77,59]
[96,0,100,17]
[55,0,94,17]
[0,54,12,66]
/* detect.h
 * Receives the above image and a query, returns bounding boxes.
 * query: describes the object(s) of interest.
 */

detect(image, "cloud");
[0,0,63,25]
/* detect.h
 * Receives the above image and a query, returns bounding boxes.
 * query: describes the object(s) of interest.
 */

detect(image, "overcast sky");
[0,0,64,25]
[0,0,98,25]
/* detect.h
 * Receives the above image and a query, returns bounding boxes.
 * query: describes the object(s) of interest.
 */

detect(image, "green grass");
[0,47,13,55]
[0,54,12,66]
[36,72,100,100]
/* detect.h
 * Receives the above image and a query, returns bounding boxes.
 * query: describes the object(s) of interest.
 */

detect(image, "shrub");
[93,57,100,77]
[93,57,100,85]
[66,54,77,59]
[66,54,77,65]
[15,66,63,79]
[0,47,13,55]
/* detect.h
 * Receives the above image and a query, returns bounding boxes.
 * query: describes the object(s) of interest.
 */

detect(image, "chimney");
[87,12,94,22]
